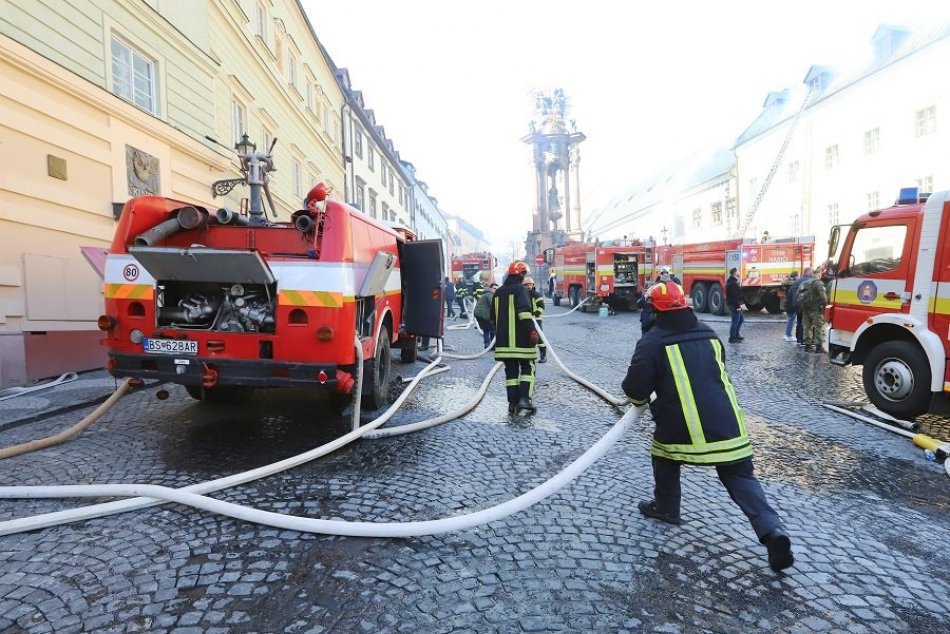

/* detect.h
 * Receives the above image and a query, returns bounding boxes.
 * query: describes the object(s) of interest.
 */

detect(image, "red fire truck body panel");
[826,190,950,418]
[654,239,813,314]
[451,252,496,285]
[101,193,424,401]
[551,242,651,310]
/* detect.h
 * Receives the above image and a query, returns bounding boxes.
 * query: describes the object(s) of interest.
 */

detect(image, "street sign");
[534,253,545,266]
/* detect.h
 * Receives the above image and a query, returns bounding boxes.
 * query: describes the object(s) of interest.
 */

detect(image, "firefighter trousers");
[651,456,783,541]
[503,359,536,404]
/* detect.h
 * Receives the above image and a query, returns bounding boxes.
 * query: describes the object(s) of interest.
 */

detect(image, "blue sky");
[303,0,947,251]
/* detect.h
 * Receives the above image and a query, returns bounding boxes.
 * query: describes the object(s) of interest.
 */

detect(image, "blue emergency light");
[896,187,929,205]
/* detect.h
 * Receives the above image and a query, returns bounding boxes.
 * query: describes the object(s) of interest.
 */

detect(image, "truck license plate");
[143,338,198,355]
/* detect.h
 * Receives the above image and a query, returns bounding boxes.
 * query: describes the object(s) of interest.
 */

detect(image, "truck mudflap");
[108,353,339,388]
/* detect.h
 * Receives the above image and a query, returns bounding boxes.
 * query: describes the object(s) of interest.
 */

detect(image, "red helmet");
[648,282,688,311]
[508,261,530,276]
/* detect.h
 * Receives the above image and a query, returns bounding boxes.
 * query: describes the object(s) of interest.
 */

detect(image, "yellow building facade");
[0,0,345,387]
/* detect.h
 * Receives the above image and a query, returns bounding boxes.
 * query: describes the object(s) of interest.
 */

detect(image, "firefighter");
[524,276,546,363]
[492,261,539,414]
[621,281,794,572]
[454,275,468,319]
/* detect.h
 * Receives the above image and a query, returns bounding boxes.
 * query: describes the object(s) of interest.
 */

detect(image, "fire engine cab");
[98,138,443,410]
[826,187,949,418]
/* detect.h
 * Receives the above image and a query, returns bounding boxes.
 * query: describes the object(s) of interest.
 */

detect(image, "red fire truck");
[98,140,443,409]
[654,238,813,315]
[451,252,497,286]
[826,188,950,418]
[549,240,653,311]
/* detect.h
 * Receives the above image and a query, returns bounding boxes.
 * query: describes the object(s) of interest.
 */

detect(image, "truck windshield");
[846,225,907,276]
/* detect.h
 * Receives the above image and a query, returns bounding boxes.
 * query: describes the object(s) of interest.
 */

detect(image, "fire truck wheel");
[862,341,931,419]
[362,326,392,411]
[690,283,708,313]
[708,283,726,316]
[763,293,782,314]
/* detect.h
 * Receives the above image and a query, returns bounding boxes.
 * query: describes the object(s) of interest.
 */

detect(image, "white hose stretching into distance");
[532,317,628,408]
[0,405,644,537]
[0,313,637,537]
[446,297,477,330]
[0,337,446,536]
[543,297,588,318]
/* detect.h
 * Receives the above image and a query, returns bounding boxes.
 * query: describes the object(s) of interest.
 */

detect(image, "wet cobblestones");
[0,308,947,632]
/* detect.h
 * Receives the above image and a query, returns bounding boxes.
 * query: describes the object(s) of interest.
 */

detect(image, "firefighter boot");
[637,500,681,525]
[763,528,794,571]
[506,384,519,415]
[517,396,537,413]
[538,348,547,363]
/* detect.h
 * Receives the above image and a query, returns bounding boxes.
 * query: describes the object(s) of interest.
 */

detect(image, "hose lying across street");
[0,306,639,537]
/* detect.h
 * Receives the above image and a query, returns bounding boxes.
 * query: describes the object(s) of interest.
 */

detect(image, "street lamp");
[235,133,256,157]
[661,226,669,245]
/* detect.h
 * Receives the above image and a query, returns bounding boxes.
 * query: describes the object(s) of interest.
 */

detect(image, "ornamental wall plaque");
[126,145,160,196]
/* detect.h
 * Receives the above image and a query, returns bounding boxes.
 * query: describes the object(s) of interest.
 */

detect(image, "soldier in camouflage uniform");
[797,266,828,353]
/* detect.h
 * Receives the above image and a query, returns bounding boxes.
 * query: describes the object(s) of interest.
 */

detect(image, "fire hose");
[0,321,636,536]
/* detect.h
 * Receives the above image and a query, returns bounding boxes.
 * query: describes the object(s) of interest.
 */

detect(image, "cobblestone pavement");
[0,308,947,633]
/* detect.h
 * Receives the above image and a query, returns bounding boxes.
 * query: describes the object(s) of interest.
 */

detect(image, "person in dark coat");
[784,271,802,343]
[725,267,743,342]
[621,281,794,572]
[491,261,539,414]
[444,276,456,318]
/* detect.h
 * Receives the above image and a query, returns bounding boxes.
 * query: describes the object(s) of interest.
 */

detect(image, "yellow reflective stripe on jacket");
[665,344,707,445]
[711,339,747,436]
[494,347,537,358]
[517,311,533,320]
[650,440,753,464]
[507,295,517,344]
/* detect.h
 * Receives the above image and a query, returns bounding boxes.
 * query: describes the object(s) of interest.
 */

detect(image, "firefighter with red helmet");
[492,261,539,413]
[621,281,794,572]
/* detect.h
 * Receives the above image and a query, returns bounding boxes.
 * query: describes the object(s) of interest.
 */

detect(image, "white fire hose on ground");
[0,317,638,537]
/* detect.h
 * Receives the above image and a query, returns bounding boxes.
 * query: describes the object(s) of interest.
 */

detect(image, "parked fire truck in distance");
[451,252,497,286]
[98,140,443,410]
[826,187,949,418]
[655,238,814,315]
[549,240,653,311]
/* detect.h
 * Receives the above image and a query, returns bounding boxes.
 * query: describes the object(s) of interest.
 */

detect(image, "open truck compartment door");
[400,239,444,339]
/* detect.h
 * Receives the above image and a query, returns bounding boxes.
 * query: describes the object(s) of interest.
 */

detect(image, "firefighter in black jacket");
[492,261,539,414]
[621,281,794,571]
[524,276,547,363]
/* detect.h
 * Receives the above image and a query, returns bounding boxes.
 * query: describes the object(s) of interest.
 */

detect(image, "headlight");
[129,329,144,344]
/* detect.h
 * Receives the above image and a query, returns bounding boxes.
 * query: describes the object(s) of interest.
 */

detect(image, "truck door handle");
[884,291,899,300]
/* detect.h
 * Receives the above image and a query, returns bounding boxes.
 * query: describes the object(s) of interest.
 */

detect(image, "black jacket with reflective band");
[622,316,752,465]
[491,275,537,359]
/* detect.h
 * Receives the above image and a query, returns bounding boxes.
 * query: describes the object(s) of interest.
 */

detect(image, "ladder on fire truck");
[736,83,816,239]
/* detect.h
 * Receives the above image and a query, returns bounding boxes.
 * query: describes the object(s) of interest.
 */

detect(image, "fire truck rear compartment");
[156,280,277,333]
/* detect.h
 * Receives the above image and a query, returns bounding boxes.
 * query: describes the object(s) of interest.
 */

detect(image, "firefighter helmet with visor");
[648,282,688,311]
[508,261,530,276]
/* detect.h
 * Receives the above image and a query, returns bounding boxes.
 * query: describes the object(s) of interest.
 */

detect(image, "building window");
[380,163,387,187]
[287,52,297,88]
[306,82,314,112]
[367,148,375,172]
[322,103,331,134]
[354,128,364,159]
[388,173,395,196]
[726,197,737,218]
[368,189,378,218]
[262,127,273,156]
[788,160,799,183]
[382,202,390,222]
[863,127,880,154]
[231,98,246,144]
[824,144,839,169]
[692,208,701,228]
[915,106,936,137]
[866,191,880,211]
[256,3,267,41]
[292,158,302,198]
[355,177,366,210]
[711,202,722,225]
[274,35,282,73]
[916,175,933,193]
[398,183,405,207]
[828,202,839,224]
[111,37,158,114]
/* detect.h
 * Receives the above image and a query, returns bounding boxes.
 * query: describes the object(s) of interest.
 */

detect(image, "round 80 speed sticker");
[123,264,139,281]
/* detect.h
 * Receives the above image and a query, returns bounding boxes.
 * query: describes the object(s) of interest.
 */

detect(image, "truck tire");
[862,341,931,419]
[763,293,782,314]
[708,283,726,316]
[362,325,392,411]
[690,283,708,313]
[400,335,417,364]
